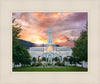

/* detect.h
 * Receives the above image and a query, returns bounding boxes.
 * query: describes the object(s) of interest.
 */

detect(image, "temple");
[28,29,72,63]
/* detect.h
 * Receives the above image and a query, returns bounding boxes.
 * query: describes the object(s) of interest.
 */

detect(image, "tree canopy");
[13,22,31,66]
[72,25,88,62]
[42,57,46,61]
[32,57,36,62]
[54,57,59,62]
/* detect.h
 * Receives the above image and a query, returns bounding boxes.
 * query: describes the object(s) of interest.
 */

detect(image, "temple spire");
[47,28,54,44]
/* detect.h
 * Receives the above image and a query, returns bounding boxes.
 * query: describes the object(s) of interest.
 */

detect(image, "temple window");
[48,46,52,52]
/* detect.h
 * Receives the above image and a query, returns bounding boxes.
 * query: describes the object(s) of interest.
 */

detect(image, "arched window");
[38,56,41,62]
[48,46,52,52]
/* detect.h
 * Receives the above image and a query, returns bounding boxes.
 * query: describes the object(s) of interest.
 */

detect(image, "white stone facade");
[28,29,72,63]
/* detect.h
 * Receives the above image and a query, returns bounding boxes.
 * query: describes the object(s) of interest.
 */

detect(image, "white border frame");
[0,0,100,84]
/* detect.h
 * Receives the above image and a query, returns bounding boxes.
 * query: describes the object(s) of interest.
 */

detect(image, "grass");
[13,66,87,72]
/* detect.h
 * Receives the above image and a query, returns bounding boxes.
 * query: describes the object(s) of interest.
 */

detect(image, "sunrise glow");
[13,12,87,47]
[34,36,47,44]
[34,40,43,44]
[52,13,61,18]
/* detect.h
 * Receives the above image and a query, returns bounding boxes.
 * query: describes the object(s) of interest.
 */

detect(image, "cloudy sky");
[12,12,88,48]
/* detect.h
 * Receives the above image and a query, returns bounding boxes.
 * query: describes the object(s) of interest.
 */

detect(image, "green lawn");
[13,66,87,72]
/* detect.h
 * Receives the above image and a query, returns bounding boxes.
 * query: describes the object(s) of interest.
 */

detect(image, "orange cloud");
[20,14,26,21]
[32,13,49,20]
[13,12,87,48]
[52,13,61,18]
[16,12,73,46]
[54,36,67,44]
[62,12,73,16]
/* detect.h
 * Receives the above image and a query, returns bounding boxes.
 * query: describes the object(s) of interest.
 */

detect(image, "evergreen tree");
[13,21,31,67]
[42,57,46,61]
[13,25,22,66]
[32,57,36,63]
[72,24,88,64]
[63,57,69,62]
[54,57,59,63]
[69,56,73,64]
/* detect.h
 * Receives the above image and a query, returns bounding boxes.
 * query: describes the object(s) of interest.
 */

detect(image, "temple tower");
[47,29,54,44]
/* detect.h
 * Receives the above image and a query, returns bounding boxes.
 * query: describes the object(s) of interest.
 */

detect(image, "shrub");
[32,57,36,63]
[47,63,52,66]
[42,57,46,61]
[32,63,36,66]
[55,62,65,66]
[36,63,42,66]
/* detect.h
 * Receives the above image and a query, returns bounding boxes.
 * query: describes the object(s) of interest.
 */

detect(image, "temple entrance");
[48,54,52,63]
[49,60,51,62]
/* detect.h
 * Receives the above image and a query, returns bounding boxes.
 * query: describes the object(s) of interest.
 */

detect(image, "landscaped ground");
[13,66,87,72]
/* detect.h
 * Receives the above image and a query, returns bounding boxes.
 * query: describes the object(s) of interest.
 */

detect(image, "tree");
[72,24,88,65]
[63,57,70,66]
[13,25,22,66]
[68,56,80,65]
[63,57,66,62]
[42,57,46,61]
[19,47,31,66]
[32,57,36,63]
[13,21,31,67]
[52,58,55,61]
[69,56,73,64]
[54,57,59,63]
[63,57,69,62]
